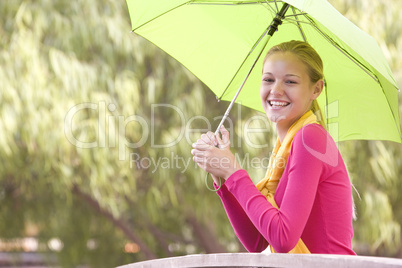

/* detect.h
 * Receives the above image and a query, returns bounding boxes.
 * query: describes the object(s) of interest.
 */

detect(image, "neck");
[276,123,289,144]
[275,109,314,143]
[275,117,298,143]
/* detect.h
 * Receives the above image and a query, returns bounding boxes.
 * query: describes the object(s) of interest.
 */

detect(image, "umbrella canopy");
[126,0,401,143]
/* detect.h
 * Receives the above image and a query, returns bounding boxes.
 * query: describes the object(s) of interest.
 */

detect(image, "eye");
[263,78,274,83]
[286,80,297,84]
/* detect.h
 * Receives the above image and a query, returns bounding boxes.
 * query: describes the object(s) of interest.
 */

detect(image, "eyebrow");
[263,72,301,78]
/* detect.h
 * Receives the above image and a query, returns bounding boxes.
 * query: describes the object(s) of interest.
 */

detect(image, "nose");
[270,82,284,96]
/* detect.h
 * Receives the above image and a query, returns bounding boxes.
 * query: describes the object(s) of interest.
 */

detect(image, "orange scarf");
[256,110,318,254]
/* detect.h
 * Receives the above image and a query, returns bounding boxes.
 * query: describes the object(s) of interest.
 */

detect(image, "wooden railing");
[117,253,402,268]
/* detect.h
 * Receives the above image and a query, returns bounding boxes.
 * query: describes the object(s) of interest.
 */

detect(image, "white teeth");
[269,101,289,107]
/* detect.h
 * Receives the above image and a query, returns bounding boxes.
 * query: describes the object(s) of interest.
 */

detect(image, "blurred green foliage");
[0,0,401,267]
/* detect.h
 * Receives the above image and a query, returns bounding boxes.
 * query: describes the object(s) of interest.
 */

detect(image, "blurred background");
[0,0,401,267]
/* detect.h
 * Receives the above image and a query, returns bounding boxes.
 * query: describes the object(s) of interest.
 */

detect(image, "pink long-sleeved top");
[216,124,356,254]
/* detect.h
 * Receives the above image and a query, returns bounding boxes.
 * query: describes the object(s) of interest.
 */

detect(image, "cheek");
[260,88,264,100]
[260,84,268,100]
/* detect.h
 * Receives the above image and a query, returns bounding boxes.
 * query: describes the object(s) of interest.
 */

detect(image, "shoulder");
[292,124,340,167]
[294,124,330,152]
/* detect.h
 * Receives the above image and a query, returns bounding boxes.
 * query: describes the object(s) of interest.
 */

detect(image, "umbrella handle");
[205,173,222,192]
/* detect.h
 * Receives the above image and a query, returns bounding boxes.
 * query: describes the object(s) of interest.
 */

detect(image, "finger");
[190,149,205,157]
[207,131,218,147]
[220,125,230,142]
[196,162,208,171]
[193,156,207,168]
[201,133,215,146]
[218,125,230,148]
[192,155,203,162]
[193,137,211,148]
[192,142,211,150]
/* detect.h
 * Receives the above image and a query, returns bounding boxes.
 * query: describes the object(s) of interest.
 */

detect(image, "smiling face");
[261,51,322,133]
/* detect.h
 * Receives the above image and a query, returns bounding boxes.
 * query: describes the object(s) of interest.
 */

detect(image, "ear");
[311,80,324,100]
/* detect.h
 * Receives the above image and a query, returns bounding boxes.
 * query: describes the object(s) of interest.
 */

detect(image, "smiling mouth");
[268,101,290,107]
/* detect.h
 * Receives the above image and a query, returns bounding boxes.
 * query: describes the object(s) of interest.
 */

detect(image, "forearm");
[217,183,269,252]
[224,167,319,253]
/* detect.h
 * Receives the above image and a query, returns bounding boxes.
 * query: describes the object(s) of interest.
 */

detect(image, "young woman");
[191,41,356,255]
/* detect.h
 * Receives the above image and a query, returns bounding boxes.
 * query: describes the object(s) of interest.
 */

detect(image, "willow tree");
[0,1,401,267]
[0,0,264,266]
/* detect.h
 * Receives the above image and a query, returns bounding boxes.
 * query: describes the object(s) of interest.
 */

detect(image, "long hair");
[264,40,326,129]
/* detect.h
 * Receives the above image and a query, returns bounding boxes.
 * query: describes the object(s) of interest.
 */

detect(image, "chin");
[268,114,287,124]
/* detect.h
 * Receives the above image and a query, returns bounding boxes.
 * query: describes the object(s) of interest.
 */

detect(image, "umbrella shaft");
[268,3,290,36]
[214,3,290,136]
[214,34,273,136]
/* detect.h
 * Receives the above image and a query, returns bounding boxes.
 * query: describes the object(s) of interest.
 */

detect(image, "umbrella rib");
[188,0,276,5]
[290,6,307,42]
[288,8,331,126]
[217,1,285,99]
[217,28,270,100]
[324,79,329,128]
[132,2,188,31]
[262,1,279,16]
[377,81,402,141]
[273,0,280,13]
[285,12,308,17]
[300,15,399,137]
[188,2,261,5]
[303,15,379,83]
[299,15,400,141]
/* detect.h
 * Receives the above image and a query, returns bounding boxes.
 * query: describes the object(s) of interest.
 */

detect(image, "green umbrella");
[125,0,401,143]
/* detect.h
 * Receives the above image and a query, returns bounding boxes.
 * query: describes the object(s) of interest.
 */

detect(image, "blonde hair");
[264,40,326,129]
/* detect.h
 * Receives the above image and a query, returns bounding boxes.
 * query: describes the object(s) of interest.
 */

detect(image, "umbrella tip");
[216,96,221,102]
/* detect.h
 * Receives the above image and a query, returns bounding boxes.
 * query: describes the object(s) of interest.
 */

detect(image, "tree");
[0,0,255,266]
[0,1,401,267]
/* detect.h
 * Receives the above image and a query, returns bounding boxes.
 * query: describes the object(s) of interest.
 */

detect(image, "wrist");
[222,167,241,181]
